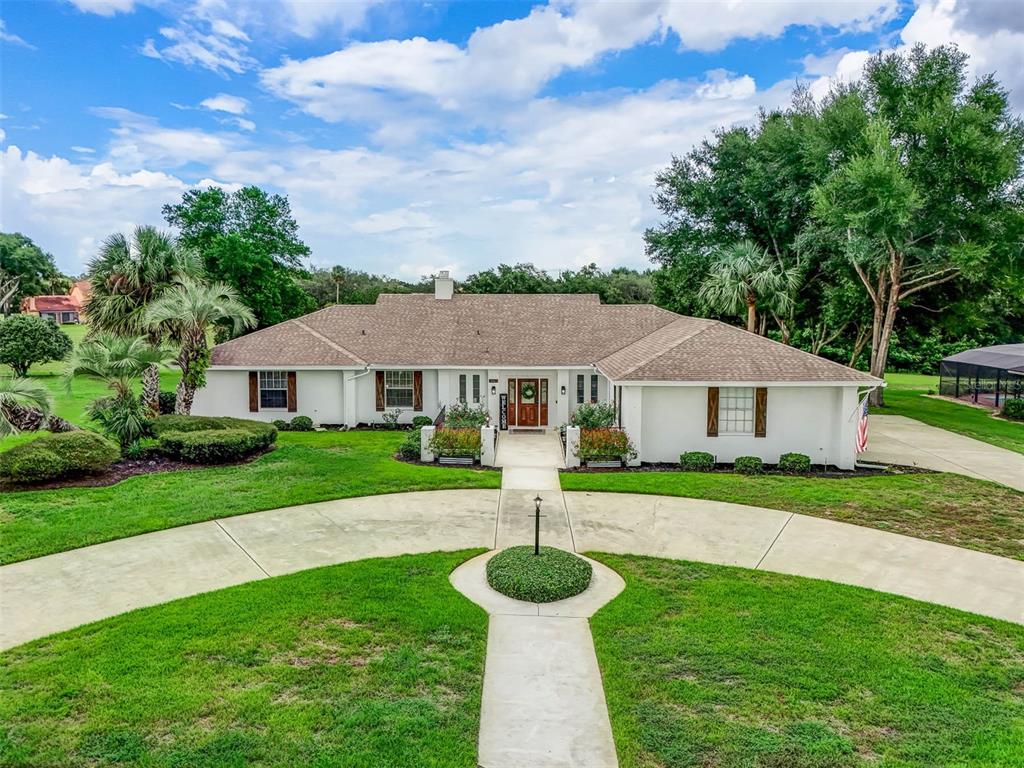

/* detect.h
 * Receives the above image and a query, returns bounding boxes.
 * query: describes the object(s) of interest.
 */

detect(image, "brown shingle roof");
[210,293,878,383]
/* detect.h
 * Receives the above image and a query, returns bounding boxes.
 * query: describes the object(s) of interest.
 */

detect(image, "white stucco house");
[193,272,881,469]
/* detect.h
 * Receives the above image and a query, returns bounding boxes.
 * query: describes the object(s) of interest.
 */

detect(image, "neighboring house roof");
[21,295,80,313]
[943,343,1024,374]
[210,293,879,384]
[70,280,92,304]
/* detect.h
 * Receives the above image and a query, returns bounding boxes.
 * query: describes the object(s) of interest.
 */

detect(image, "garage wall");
[192,369,345,425]
[637,385,858,469]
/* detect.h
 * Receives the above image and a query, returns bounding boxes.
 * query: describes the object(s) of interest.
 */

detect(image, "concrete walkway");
[4,488,1024,650]
[450,551,624,768]
[861,414,1024,491]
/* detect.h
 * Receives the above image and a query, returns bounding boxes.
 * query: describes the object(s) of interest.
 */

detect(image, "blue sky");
[2,1,1021,279]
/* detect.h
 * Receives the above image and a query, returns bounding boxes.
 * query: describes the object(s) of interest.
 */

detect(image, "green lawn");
[560,470,1024,561]
[590,553,1024,768]
[880,372,1024,455]
[0,431,499,565]
[0,551,488,768]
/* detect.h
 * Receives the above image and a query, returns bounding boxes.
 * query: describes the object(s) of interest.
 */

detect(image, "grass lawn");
[0,551,488,768]
[560,470,1024,561]
[880,372,1024,455]
[0,431,500,565]
[590,553,1024,768]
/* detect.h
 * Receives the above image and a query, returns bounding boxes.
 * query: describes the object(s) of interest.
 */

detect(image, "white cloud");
[67,0,135,16]
[0,128,5,143]
[71,146,96,154]
[91,107,243,167]
[200,93,250,115]
[0,19,35,49]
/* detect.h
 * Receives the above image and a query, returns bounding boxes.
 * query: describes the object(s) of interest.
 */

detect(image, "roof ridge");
[598,316,716,378]
[293,319,366,366]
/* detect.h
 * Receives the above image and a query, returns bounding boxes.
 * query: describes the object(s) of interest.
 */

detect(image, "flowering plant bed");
[428,427,482,459]
[577,427,637,463]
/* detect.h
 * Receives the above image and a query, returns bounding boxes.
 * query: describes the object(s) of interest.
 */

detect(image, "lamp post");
[533,495,543,555]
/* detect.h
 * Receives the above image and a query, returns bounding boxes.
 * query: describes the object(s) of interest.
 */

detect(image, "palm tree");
[0,377,52,437]
[146,278,256,414]
[698,241,798,333]
[64,334,174,449]
[331,265,346,304]
[84,225,202,412]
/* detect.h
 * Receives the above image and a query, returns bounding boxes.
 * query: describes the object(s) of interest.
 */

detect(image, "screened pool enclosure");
[939,344,1024,407]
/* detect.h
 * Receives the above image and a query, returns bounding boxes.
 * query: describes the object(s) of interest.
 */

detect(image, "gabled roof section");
[21,295,80,313]
[599,319,880,383]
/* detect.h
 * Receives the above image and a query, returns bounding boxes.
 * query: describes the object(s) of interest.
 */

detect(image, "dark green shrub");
[0,431,119,484]
[486,546,592,603]
[289,415,314,431]
[570,402,616,428]
[412,415,434,428]
[150,415,275,436]
[778,452,811,473]
[445,402,488,428]
[1003,398,1024,421]
[158,426,275,464]
[429,427,481,458]
[399,427,423,459]
[157,391,177,415]
[734,456,764,475]
[680,451,715,471]
[272,419,290,431]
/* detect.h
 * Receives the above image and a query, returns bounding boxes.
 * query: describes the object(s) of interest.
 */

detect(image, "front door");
[517,378,539,426]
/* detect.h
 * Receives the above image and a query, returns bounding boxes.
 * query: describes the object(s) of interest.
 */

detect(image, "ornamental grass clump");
[486,546,593,603]
[578,427,637,462]
[429,427,482,458]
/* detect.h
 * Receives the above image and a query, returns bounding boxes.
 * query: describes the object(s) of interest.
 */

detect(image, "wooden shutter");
[754,387,767,438]
[248,372,259,412]
[413,371,423,411]
[706,387,719,437]
[375,371,385,411]
[287,372,297,412]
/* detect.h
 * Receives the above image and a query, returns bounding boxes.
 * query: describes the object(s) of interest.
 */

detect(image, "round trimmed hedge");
[486,546,593,603]
[150,415,277,464]
[0,431,119,484]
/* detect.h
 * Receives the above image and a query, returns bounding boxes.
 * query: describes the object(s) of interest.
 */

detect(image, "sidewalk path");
[861,414,1024,491]
[450,551,624,768]
[4,487,1023,650]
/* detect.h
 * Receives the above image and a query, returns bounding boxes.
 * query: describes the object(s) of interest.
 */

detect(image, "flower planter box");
[439,455,476,466]
[586,459,622,469]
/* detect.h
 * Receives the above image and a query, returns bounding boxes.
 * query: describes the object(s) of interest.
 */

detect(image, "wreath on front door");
[520,381,536,401]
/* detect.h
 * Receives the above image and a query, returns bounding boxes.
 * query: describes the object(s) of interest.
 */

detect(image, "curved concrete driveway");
[2,488,1023,650]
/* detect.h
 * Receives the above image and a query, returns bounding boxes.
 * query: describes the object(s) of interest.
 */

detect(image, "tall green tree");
[0,233,70,315]
[84,225,201,412]
[698,241,798,333]
[811,45,1024,402]
[145,278,256,414]
[163,186,315,329]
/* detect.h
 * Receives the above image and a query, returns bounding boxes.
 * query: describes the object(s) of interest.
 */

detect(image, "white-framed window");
[385,370,414,408]
[472,374,481,404]
[259,371,288,409]
[719,387,755,435]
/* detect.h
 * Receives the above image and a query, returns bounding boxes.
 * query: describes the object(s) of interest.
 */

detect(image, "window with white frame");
[385,370,414,408]
[719,387,755,435]
[259,371,288,409]
[472,374,481,404]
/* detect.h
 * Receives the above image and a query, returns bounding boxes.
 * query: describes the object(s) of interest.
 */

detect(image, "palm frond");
[0,377,53,437]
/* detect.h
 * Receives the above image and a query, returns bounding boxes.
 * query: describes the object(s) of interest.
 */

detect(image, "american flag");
[855,395,870,453]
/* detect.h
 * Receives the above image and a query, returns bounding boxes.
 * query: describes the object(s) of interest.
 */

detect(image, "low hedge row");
[0,431,120,484]
[271,415,315,432]
[151,415,277,464]
[679,451,812,474]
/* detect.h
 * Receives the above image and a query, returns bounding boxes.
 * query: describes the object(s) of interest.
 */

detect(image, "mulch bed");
[0,451,268,492]
[392,454,500,471]
[560,461,933,478]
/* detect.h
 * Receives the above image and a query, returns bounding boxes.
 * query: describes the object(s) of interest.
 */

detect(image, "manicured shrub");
[778,452,812,473]
[272,419,290,431]
[486,546,593,603]
[289,415,314,432]
[445,402,489,428]
[411,415,434,428]
[680,451,715,471]
[158,426,276,464]
[577,428,637,462]
[570,401,616,429]
[399,427,423,459]
[150,415,275,436]
[0,431,119,484]
[734,456,764,475]
[428,427,481,458]
[157,391,177,415]
[1003,398,1024,421]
